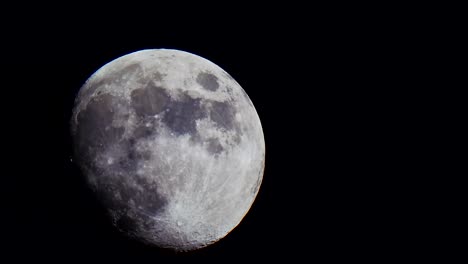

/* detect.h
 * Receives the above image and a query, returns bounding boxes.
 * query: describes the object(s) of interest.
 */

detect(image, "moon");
[70,49,265,251]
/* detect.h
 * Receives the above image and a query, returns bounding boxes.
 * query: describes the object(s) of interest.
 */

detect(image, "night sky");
[2,3,418,263]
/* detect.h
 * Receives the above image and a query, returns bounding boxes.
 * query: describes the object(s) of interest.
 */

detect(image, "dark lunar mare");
[196,72,219,91]
[73,92,168,236]
[131,83,170,118]
[129,83,242,155]
[205,138,224,154]
[210,101,236,131]
[162,93,207,136]
[75,93,125,159]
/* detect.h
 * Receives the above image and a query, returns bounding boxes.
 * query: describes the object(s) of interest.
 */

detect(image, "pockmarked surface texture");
[70,49,265,251]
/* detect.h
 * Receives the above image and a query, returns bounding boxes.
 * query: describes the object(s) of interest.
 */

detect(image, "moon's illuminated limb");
[71,49,265,251]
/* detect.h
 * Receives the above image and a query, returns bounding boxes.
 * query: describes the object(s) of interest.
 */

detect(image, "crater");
[196,72,219,91]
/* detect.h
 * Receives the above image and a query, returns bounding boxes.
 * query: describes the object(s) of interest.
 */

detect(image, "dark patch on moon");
[131,83,170,118]
[133,124,155,140]
[75,93,125,158]
[232,132,242,146]
[130,84,241,150]
[90,142,167,232]
[209,101,236,131]
[115,138,153,170]
[132,118,161,140]
[133,176,167,215]
[206,138,224,155]
[119,63,141,77]
[116,143,140,171]
[162,93,207,136]
[100,175,168,233]
[74,91,168,228]
[153,71,164,82]
[196,72,219,91]
[130,84,237,152]
[115,214,139,234]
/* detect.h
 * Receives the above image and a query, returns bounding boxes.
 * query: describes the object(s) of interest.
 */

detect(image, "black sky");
[1,3,426,263]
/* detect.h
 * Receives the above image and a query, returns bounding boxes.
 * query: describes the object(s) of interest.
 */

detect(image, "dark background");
[2,3,437,263]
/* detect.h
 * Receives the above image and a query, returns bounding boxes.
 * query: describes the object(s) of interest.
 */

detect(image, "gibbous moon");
[70,49,265,251]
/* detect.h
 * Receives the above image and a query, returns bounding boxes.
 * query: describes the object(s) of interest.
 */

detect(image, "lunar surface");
[70,49,265,251]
